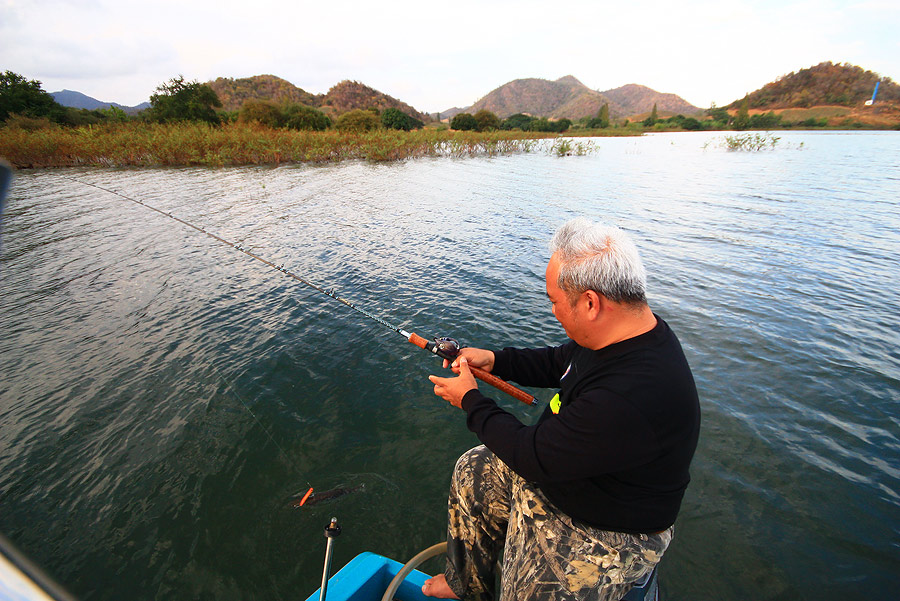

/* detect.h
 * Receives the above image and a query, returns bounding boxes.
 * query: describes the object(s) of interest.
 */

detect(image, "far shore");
[1,116,897,170]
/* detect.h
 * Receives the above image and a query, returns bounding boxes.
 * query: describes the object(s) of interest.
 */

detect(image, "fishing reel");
[428,336,463,362]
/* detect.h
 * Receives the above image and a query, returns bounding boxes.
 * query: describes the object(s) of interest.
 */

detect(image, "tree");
[706,103,730,124]
[597,103,610,128]
[501,113,534,131]
[587,103,610,129]
[733,96,750,130]
[381,107,422,131]
[680,117,703,130]
[238,99,283,128]
[473,109,501,132]
[530,118,571,133]
[283,104,331,131]
[146,76,222,124]
[642,103,658,127]
[334,109,382,132]
[450,113,477,131]
[0,71,64,122]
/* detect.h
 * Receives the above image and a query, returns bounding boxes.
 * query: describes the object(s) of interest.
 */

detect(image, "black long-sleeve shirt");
[460,316,700,534]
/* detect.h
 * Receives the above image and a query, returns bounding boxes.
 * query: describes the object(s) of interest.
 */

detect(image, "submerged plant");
[550,138,596,157]
[704,132,781,152]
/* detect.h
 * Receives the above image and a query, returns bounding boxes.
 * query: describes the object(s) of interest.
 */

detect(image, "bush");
[238,99,284,128]
[284,104,331,131]
[749,111,783,129]
[2,113,57,131]
[501,113,534,131]
[381,107,422,131]
[530,118,571,133]
[450,113,477,131]
[473,109,501,132]
[334,109,382,132]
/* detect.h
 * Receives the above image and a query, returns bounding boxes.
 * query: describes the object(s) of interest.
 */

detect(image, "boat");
[303,520,660,601]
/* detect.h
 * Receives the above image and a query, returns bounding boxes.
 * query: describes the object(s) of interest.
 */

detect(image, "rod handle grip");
[468,365,537,406]
[408,332,430,350]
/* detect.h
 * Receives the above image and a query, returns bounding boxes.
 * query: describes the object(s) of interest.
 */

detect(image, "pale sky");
[2,0,898,113]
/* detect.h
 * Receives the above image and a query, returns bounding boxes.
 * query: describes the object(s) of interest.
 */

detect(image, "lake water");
[1,131,898,600]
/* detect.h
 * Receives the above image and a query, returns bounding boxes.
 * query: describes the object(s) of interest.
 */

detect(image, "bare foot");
[421,574,459,599]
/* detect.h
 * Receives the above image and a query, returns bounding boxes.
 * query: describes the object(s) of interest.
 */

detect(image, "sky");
[2,0,898,113]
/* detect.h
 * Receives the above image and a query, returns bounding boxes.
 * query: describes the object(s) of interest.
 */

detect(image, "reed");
[0,122,585,168]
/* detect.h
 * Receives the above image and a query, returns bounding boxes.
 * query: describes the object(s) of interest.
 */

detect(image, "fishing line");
[64,175,539,407]
[65,176,403,335]
[220,372,315,505]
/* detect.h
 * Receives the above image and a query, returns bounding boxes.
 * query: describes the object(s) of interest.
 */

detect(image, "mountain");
[205,75,430,121]
[466,76,621,120]
[207,75,322,112]
[319,80,429,122]
[453,76,699,120]
[50,90,149,114]
[600,84,699,116]
[730,61,898,109]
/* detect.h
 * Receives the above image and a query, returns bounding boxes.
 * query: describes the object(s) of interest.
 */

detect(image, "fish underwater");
[289,484,365,508]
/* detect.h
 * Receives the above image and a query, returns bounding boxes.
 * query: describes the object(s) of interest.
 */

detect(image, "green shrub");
[381,107,422,131]
[2,113,57,131]
[238,99,284,128]
[473,109,501,132]
[284,104,331,131]
[450,113,477,131]
[334,109,381,132]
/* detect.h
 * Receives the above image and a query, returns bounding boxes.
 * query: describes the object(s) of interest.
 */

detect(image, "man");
[423,217,700,601]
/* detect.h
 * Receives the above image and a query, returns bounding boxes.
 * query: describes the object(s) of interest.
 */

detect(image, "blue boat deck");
[303,552,432,601]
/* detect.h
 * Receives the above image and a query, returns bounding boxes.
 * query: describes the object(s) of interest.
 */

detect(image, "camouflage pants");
[443,446,673,601]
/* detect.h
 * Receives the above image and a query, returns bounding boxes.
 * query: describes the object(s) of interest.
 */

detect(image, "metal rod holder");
[319,517,342,601]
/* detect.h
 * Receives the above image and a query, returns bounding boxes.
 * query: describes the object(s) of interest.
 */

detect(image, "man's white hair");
[549,217,647,304]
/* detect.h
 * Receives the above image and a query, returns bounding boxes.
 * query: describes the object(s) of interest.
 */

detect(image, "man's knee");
[453,445,494,480]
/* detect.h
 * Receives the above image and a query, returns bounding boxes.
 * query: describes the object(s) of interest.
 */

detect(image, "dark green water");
[1,132,898,600]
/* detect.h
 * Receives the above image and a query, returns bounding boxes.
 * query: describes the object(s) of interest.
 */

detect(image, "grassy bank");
[0,122,644,169]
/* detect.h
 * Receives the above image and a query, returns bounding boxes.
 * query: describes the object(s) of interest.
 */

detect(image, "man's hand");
[429,356,478,409]
[441,347,495,372]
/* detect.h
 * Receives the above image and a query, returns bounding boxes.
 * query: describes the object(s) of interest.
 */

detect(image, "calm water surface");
[1,131,898,600]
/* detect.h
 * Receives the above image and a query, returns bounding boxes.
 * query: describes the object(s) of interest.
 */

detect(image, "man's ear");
[583,290,604,319]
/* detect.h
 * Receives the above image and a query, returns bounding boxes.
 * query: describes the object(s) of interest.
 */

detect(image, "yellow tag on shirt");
[550,393,561,414]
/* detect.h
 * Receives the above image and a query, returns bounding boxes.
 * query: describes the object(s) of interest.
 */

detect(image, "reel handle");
[407,332,538,406]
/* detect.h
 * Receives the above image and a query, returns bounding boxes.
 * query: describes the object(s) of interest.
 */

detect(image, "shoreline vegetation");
[0,122,643,169]
[3,68,898,169]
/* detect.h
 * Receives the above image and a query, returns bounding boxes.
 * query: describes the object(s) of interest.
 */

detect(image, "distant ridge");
[50,90,149,114]
[453,76,699,120]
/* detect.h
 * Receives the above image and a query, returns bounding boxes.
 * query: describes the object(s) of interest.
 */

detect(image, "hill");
[455,76,698,120]
[50,90,149,114]
[600,84,699,116]
[319,80,429,122]
[207,75,322,112]
[466,76,622,119]
[205,75,429,122]
[730,61,899,109]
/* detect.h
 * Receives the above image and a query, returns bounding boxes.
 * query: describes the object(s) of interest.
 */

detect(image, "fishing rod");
[67,177,538,407]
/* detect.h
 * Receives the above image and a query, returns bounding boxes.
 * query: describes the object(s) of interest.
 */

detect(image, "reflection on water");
[1,131,899,600]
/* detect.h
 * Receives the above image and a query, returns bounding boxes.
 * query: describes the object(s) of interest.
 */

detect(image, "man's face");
[545,254,583,342]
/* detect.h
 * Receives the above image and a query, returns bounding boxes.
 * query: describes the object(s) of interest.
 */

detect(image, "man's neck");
[588,304,657,350]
